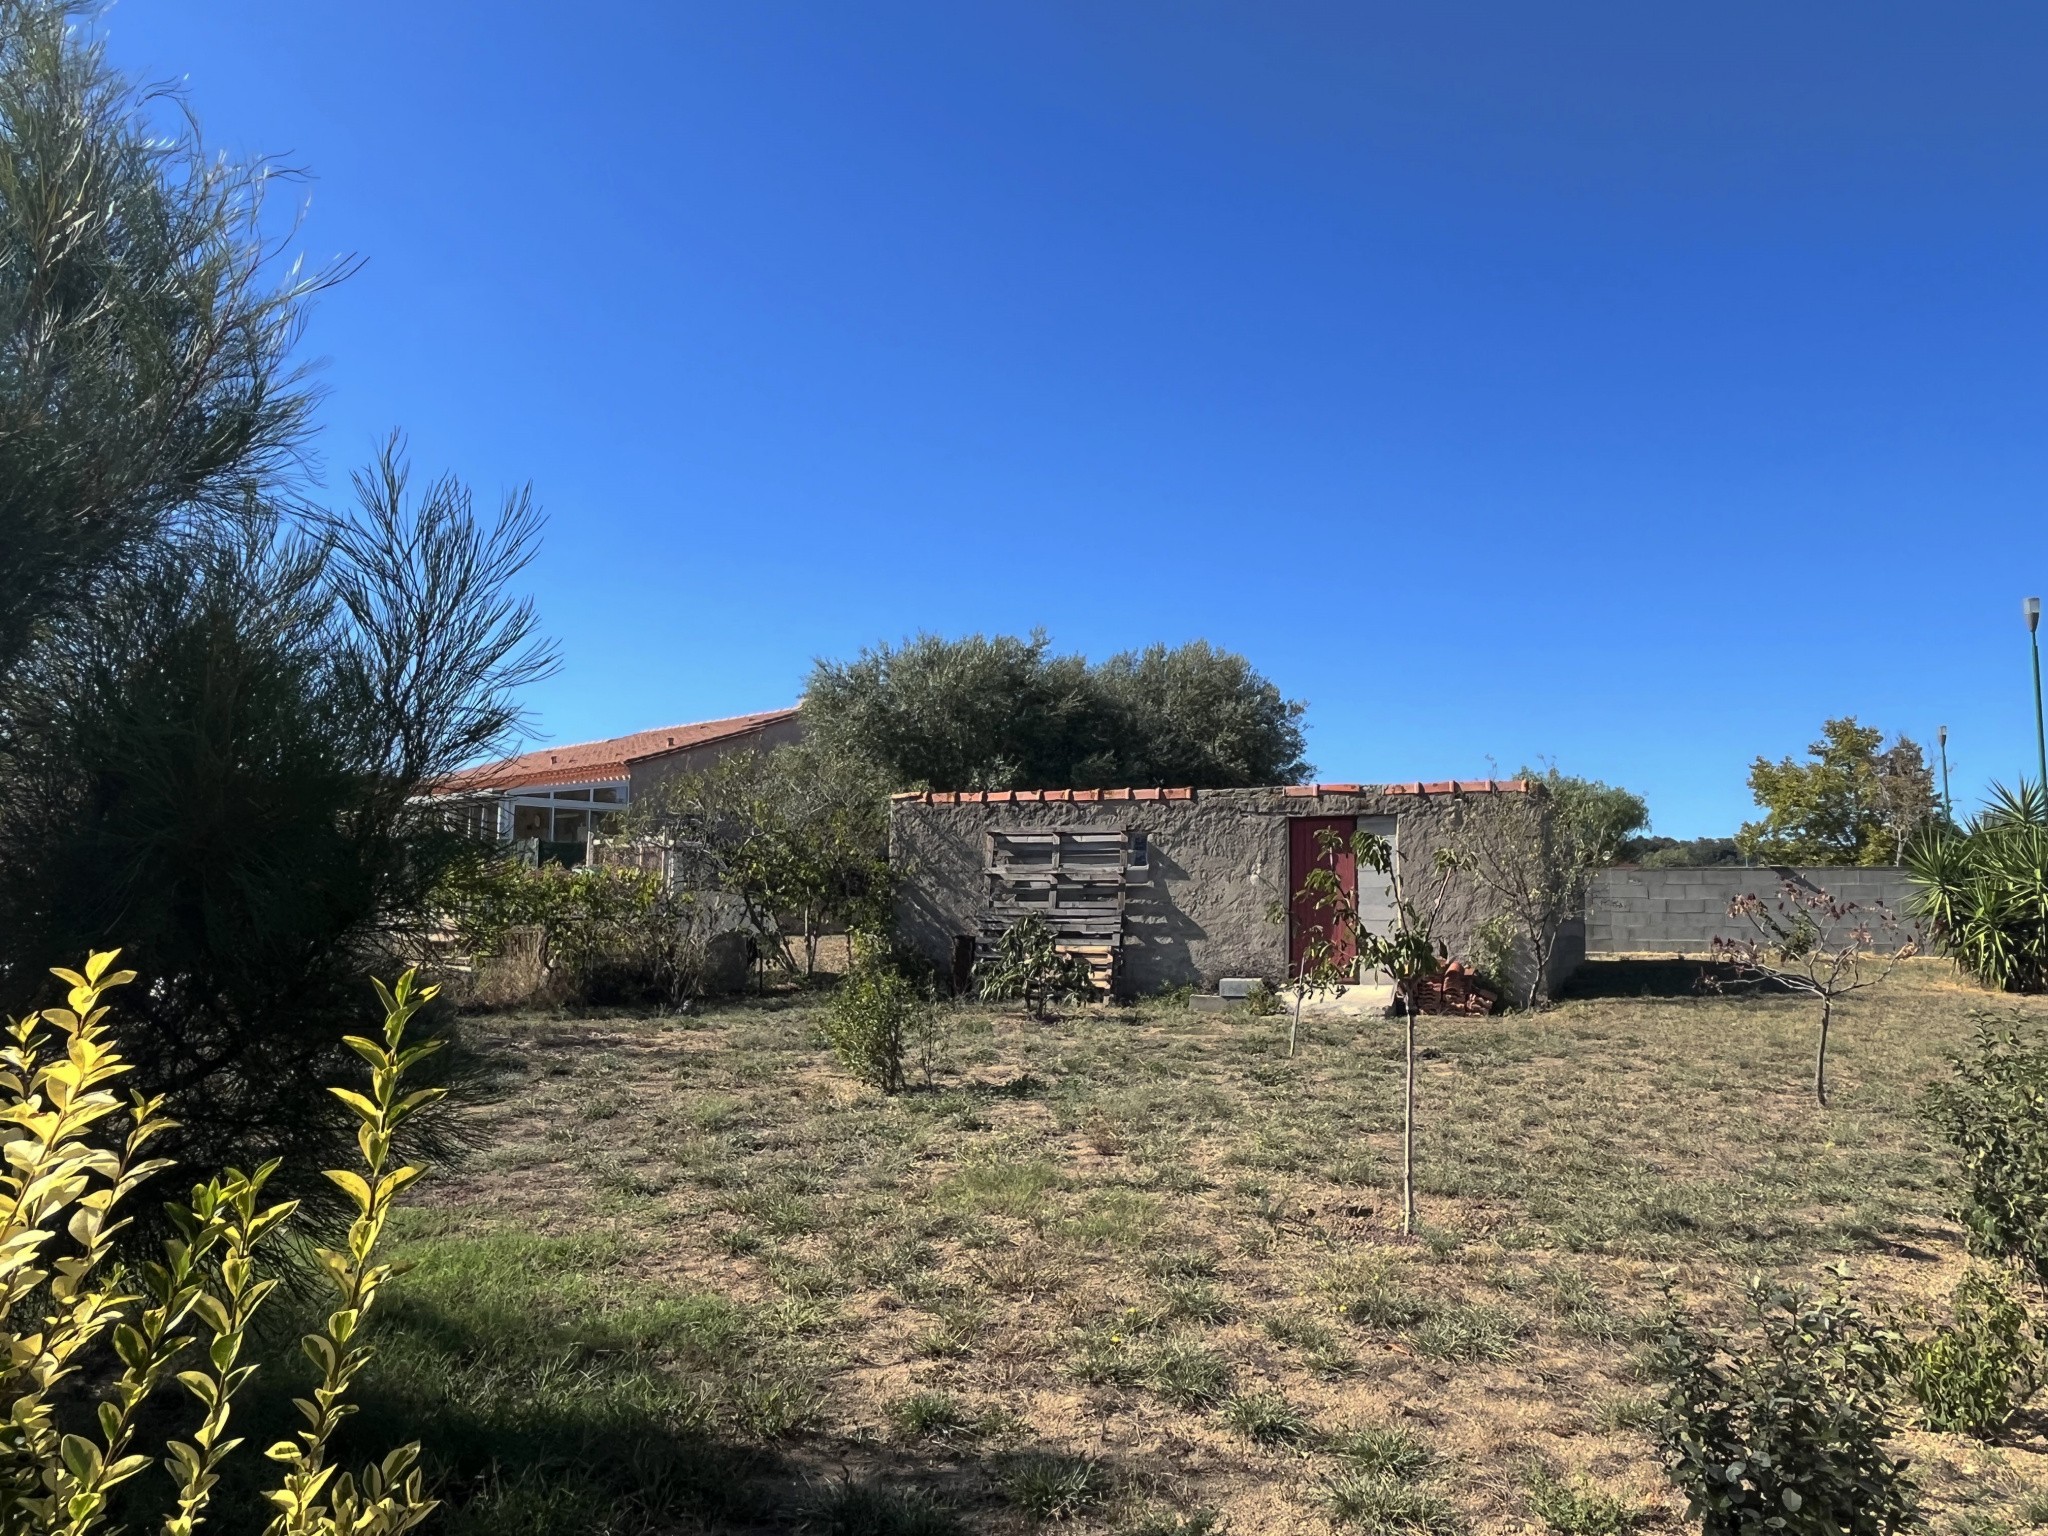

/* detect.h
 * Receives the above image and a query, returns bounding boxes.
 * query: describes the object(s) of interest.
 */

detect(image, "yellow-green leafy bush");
[0,950,443,1535]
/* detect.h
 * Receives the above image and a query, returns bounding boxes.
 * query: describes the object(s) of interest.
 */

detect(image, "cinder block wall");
[890,783,1549,997]
[1586,866,1927,955]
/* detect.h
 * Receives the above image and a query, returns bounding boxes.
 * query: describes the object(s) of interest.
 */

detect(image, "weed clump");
[1329,1422,1437,1480]
[1321,1256,1433,1329]
[1263,1310,1359,1377]
[1221,1389,1311,1444]
[1524,1464,1645,1536]
[1161,1279,1232,1324]
[1410,1304,1525,1364]
[1145,1337,1235,1407]
[997,1452,1107,1521]
[806,1476,964,1536]
[885,1390,976,1440]
[1324,1474,1463,1535]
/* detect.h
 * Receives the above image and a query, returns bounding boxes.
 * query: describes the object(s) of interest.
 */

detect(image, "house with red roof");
[429,708,803,848]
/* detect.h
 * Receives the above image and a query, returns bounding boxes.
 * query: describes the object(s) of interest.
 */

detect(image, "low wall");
[1586,866,1927,956]
[890,784,1549,996]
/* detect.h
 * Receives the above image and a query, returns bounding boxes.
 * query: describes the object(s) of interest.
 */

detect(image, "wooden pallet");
[977,827,1143,995]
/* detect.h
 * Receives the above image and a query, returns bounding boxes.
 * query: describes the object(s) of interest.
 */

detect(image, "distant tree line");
[1617,836,1745,868]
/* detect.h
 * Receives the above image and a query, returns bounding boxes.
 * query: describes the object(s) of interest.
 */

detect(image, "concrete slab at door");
[1289,816,1358,974]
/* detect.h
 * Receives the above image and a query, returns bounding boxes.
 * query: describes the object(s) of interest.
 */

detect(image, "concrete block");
[1218,977,1260,1000]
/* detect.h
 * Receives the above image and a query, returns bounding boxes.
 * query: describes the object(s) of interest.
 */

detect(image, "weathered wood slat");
[980,825,1140,995]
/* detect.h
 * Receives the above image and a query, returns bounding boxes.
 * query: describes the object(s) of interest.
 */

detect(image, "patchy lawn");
[348,960,2048,1534]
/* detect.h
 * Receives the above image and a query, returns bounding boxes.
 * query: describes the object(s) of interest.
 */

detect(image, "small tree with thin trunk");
[978,914,1095,1021]
[1447,768,1646,1009]
[1298,828,1458,1235]
[1712,881,1914,1107]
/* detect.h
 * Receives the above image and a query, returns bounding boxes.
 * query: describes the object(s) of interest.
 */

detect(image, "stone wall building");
[890,781,1576,1001]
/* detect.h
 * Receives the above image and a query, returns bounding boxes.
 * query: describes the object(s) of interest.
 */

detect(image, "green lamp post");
[2029,596,2047,793]
[1938,723,1952,822]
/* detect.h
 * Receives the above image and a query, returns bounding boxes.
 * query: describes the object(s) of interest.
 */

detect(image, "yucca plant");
[1906,780,2048,992]
[0,949,443,1536]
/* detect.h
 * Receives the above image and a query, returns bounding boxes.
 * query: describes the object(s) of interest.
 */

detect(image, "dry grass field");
[346,960,2048,1535]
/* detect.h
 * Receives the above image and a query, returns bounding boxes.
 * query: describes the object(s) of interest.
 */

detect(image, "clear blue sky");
[103,2,2048,836]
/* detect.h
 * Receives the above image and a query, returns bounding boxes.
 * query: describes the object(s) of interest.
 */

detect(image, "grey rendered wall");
[1586,866,1927,956]
[627,714,807,801]
[890,785,1545,996]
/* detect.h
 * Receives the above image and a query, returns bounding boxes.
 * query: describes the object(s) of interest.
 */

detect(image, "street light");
[2029,596,2046,793]
[1938,723,1952,821]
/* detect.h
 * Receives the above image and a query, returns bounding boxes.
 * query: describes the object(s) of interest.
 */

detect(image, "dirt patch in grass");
[359,961,2048,1533]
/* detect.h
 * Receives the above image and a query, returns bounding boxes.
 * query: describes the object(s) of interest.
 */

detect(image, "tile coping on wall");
[889,780,1529,805]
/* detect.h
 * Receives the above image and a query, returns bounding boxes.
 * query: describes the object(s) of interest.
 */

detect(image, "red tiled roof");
[896,786,1199,805]
[889,780,1528,805]
[437,708,799,794]
[1384,780,1528,795]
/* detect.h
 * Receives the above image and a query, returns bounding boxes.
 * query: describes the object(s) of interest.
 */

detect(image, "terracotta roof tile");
[894,779,1532,805]
[437,709,799,794]
[1384,779,1529,795]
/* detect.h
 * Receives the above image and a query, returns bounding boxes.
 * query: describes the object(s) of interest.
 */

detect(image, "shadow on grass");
[1558,957,1754,1000]
[183,1219,1062,1535]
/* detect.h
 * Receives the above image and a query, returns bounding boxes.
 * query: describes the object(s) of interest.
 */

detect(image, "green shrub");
[1925,1018,2048,1286]
[824,940,936,1093]
[437,858,712,1007]
[1901,1268,2044,1438]
[1655,1273,1914,1536]
[0,950,441,1535]
[1906,786,2048,992]
[978,916,1095,1019]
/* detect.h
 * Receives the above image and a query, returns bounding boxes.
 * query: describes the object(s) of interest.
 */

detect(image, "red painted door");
[1288,816,1358,975]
